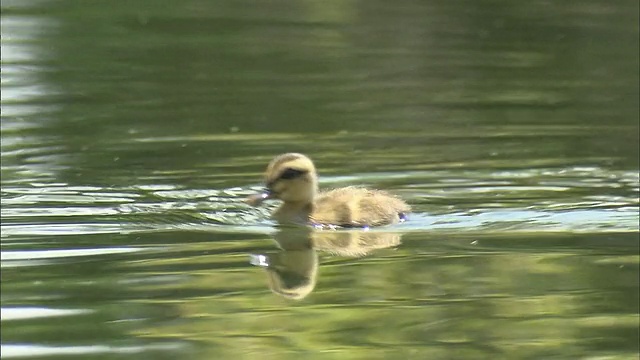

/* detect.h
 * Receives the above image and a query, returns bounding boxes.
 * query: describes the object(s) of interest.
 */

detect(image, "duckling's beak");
[245,189,272,207]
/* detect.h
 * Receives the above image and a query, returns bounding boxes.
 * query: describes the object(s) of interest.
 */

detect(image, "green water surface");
[1,1,638,359]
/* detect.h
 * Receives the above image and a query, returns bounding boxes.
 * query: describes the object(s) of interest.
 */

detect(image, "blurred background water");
[1,0,638,359]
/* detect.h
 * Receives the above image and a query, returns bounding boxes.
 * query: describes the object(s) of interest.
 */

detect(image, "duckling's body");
[247,153,410,227]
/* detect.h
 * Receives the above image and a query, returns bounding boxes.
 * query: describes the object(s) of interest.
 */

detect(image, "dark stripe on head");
[269,153,305,169]
[278,168,307,180]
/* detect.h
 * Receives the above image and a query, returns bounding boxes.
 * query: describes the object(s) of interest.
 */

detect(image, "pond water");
[1,1,638,359]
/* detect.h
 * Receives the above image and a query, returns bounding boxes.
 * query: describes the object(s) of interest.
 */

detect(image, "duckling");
[246,153,410,227]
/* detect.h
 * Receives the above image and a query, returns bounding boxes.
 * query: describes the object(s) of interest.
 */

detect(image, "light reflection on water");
[2,165,637,238]
[2,343,187,359]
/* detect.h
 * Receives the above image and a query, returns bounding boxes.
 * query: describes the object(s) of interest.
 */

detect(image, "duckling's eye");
[279,168,306,180]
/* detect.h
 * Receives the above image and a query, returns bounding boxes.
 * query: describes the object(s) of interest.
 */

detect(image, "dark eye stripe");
[279,168,306,180]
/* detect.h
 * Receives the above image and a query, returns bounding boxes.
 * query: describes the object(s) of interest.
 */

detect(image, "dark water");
[1,0,638,359]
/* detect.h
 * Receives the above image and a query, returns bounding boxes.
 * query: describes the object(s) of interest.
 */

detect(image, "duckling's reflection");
[250,228,403,300]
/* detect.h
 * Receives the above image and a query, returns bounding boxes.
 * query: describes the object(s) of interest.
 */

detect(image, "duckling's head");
[249,153,318,205]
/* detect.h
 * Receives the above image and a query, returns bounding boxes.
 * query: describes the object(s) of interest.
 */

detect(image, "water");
[1,1,638,359]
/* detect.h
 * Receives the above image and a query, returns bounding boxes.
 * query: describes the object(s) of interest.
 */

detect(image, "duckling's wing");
[312,187,410,227]
[356,189,411,226]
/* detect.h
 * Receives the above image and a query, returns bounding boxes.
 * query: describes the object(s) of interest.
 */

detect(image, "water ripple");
[0,167,637,239]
